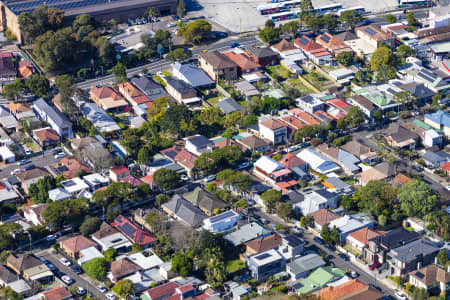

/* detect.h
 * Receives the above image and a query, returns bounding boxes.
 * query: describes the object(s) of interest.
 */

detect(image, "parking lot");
[186,0,401,33]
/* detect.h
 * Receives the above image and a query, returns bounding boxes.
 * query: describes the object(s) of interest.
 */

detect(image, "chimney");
[435,257,438,265]
[417,261,422,270]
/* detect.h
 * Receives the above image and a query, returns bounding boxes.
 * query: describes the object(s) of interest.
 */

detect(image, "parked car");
[54,152,65,159]
[369,261,382,270]
[106,293,117,300]
[71,265,82,274]
[23,164,35,171]
[46,234,58,242]
[77,287,86,295]
[229,42,240,48]
[167,22,176,28]
[203,175,216,183]
[11,169,21,176]
[24,149,33,156]
[60,257,72,267]
[395,290,407,300]
[180,174,189,181]
[350,270,359,278]
[238,162,250,169]
[61,275,73,285]
[97,285,107,293]
[339,253,349,261]
[19,159,31,165]
[46,263,56,271]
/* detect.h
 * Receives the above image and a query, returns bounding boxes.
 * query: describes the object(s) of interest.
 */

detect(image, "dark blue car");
[229,42,240,48]
[313,236,324,244]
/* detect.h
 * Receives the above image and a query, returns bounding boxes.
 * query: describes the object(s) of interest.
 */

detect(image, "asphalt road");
[40,251,107,300]
[76,35,261,90]
[252,208,396,297]
[0,152,60,180]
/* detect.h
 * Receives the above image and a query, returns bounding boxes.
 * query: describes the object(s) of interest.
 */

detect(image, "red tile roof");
[272,39,296,52]
[110,165,130,175]
[144,282,180,300]
[260,119,286,130]
[245,234,282,253]
[319,279,370,300]
[308,209,341,226]
[281,153,307,169]
[291,110,321,125]
[393,173,413,184]
[174,149,198,170]
[347,227,382,245]
[18,61,33,78]
[112,215,157,246]
[33,128,59,143]
[61,235,97,254]
[327,98,350,110]
[90,86,122,100]
[440,161,450,172]
[295,35,330,57]
[223,52,261,71]
[110,257,141,280]
[60,157,91,179]
[120,174,144,187]
[280,115,307,130]
[118,82,150,105]
[41,286,72,300]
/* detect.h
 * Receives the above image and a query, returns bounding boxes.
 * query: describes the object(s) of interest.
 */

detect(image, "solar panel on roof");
[363,27,377,36]
[320,34,331,43]
[120,223,136,238]
[255,253,271,260]
[415,271,424,279]
[299,37,309,46]
[116,215,123,222]
[209,211,236,223]
[62,180,77,187]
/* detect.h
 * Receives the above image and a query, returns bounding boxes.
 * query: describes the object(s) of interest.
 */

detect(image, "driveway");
[0,152,60,180]
[39,250,107,300]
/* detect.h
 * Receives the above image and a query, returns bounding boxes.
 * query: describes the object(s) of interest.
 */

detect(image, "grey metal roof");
[216,98,243,114]
[162,194,206,227]
[423,150,450,164]
[371,227,420,250]
[33,98,71,128]
[288,253,325,275]
[224,222,271,246]
[324,177,351,190]
[165,77,196,94]
[172,62,214,88]
[81,103,120,133]
[130,76,169,100]
[388,238,440,263]
[186,135,212,148]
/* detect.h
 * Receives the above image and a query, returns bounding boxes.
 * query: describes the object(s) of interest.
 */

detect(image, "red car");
[369,261,381,270]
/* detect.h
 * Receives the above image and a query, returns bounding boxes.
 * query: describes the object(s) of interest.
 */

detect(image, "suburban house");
[109,257,141,283]
[328,214,374,242]
[198,51,238,81]
[183,187,229,216]
[164,77,199,106]
[81,102,121,133]
[0,264,21,288]
[40,286,72,300]
[355,25,396,50]
[174,149,198,173]
[357,162,396,186]
[346,227,383,254]
[423,150,450,168]
[259,118,288,145]
[109,165,130,182]
[363,227,420,265]
[32,98,73,139]
[60,235,98,259]
[316,32,353,55]
[224,222,272,246]
[322,177,354,195]
[387,239,440,276]
[82,173,110,192]
[247,249,285,281]
[289,267,345,294]
[384,123,419,149]
[91,222,132,252]
[224,51,262,75]
[8,102,36,121]
[172,62,214,88]
[90,85,128,112]
[294,35,333,65]
[162,194,207,227]
[297,149,341,174]
[60,157,91,179]
[286,253,326,280]
[402,119,443,148]
[202,210,240,233]
[112,215,158,248]
[297,188,339,216]
[185,135,214,156]
[6,254,53,284]
[341,139,379,165]
[296,95,325,114]
[236,135,271,154]
[0,52,16,83]
[245,46,279,66]
[425,110,450,137]
[347,95,377,117]
[48,187,71,202]
[216,97,243,115]
[235,80,261,99]
[403,68,450,94]
[253,155,291,186]
[130,76,169,101]
[245,234,282,257]
[317,144,361,175]
[409,264,450,295]
[319,279,384,300]
[23,204,48,226]
[308,209,341,232]
[16,167,50,194]
[117,82,150,106]
[32,127,59,148]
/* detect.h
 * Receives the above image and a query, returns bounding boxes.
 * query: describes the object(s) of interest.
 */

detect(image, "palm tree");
[147,7,160,30]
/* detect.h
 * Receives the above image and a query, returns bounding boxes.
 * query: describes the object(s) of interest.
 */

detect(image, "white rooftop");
[249,249,283,267]
[83,173,109,185]
[60,177,89,194]
[78,246,104,264]
[254,156,285,174]
[127,252,164,270]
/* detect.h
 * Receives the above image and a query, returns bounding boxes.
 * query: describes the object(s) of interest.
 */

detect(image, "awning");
[182,97,201,104]
[272,168,292,177]
[29,270,54,281]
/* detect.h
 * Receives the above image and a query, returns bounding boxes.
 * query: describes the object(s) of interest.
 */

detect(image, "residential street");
[0,152,59,180]
[38,249,107,300]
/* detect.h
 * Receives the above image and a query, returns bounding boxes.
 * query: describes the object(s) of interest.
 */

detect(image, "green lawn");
[226,259,245,274]
[153,75,166,86]
[286,78,309,92]
[266,65,291,80]
[302,70,336,91]
[206,95,222,106]
[26,141,40,152]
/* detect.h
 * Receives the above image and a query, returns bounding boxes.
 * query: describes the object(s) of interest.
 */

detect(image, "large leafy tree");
[153,168,180,191]
[397,180,440,217]
[82,257,108,280]
[180,19,212,44]
[80,216,101,236]
[261,190,282,213]
[355,180,398,223]
[339,10,363,30]
[112,279,135,298]
[172,251,193,277]
[370,46,396,72]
